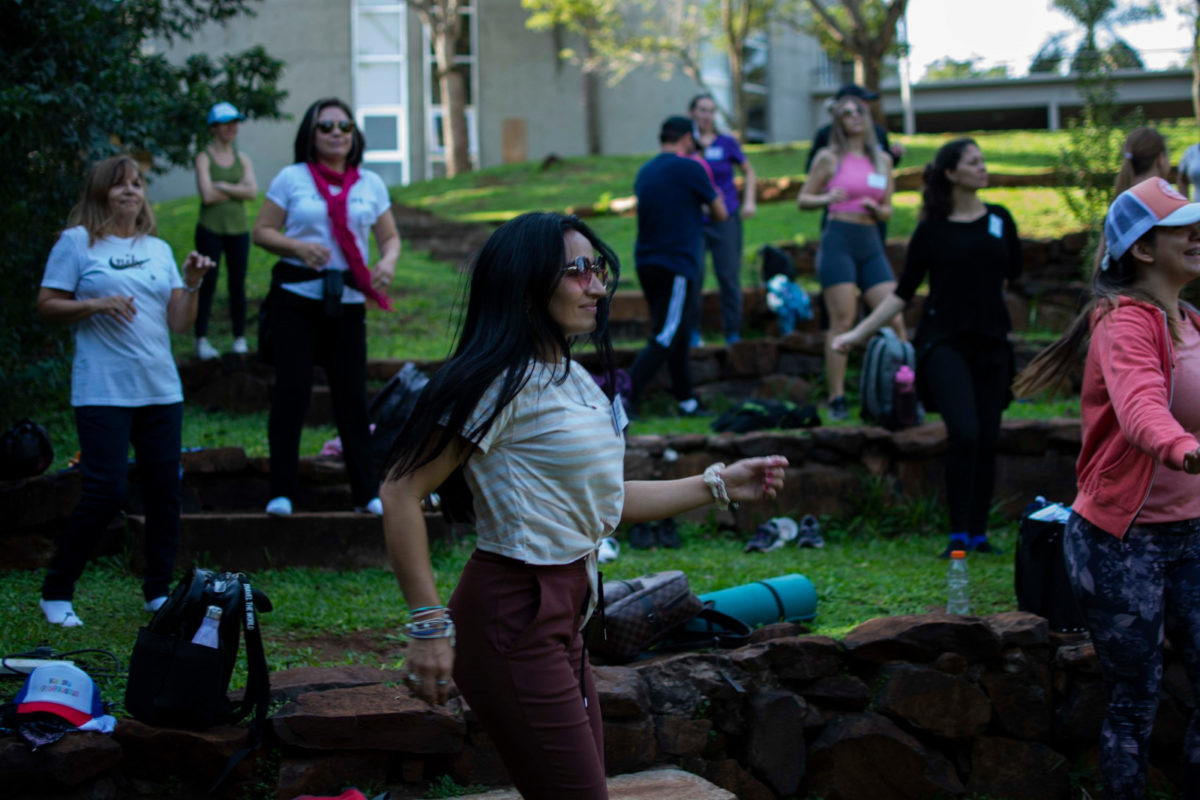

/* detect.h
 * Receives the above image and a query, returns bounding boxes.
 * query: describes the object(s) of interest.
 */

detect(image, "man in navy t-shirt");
[629,116,727,416]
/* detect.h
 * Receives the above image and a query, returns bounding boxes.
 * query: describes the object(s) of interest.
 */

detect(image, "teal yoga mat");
[684,573,817,631]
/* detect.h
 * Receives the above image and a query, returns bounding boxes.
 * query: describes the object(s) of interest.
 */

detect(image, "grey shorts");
[815,220,895,291]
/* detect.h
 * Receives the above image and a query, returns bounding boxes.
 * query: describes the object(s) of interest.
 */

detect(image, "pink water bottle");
[894,365,916,427]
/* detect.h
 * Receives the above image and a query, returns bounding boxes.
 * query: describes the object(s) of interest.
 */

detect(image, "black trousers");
[193,225,249,338]
[629,265,696,406]
[920,334,1011,535]
[268,290,374,506]
[43,403,182,602]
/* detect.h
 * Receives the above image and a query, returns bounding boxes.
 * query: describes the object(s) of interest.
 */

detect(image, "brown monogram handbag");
[586,571,703,663]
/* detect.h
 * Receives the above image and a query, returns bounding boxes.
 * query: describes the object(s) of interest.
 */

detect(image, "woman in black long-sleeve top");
[833,138,1022,557]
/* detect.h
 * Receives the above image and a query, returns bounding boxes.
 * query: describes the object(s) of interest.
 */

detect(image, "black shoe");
[629,522,656,550]
[827,395,849,421]
[971,540,1004,555]
[656,517,682,549]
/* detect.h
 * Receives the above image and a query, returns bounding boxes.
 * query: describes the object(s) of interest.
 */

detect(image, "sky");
[903,0,1194,79]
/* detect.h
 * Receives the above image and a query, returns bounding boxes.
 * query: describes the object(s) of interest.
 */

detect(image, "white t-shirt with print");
[264,163,391,304]
[40,226,184,407]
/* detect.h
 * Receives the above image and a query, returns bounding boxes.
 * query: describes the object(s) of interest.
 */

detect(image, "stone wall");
[13,613,1192,799]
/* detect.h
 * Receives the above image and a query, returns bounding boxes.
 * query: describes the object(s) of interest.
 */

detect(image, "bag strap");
[207,575,271,795]
[655,607,753,653]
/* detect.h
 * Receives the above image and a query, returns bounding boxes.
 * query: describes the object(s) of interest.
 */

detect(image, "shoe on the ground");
[796,514,825,548]
[656,517,682,549]
[144,596,167,613]
[231,336,249,355]
[690,331,704,348]
[358,497,384,516]
[40,599,84,628]
[971,539,1004,555]
[629,522,656,550]
[598,536,620,563]
[677,397,713,418]
[827,395,849,422]
[266,496,293,516]
[196,336,219,361]
[745,517,799,553]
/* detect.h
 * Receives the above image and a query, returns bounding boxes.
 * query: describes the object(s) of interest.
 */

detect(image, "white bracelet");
[703,463,737,511]
[183,283,201,294]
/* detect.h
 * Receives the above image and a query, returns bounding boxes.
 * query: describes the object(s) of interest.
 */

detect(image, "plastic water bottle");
[191,605,222,649]
[946,551,970,614]
[894,364,917,427]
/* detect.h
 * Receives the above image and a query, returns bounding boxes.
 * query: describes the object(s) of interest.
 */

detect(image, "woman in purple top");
[689,94,757,344]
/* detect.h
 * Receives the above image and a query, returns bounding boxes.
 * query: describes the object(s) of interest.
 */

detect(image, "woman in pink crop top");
[798,94,905,421]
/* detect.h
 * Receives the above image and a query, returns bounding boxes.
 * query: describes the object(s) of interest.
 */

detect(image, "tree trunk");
[728,46,746,138]
[432,29,470,177]
[1193,0,1200,129]
[583,39,602,155]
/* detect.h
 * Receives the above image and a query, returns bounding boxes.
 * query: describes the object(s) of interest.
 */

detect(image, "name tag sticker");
[988,213,1003,238]
[866,172,887,190]
[611,396,629,435]
[704,146,724,161]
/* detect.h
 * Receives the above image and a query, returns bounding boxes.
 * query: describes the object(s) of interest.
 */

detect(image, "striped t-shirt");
[462,360,626,570]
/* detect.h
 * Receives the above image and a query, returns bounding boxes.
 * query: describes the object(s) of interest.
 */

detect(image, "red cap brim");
[16,700,92,727]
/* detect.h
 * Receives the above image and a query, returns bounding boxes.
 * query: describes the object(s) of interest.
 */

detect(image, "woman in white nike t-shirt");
[35,155,214,627]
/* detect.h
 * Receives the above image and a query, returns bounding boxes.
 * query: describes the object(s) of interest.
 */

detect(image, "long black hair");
[293,97,366,167]
[921,137,978,221]
[385,212,621,481]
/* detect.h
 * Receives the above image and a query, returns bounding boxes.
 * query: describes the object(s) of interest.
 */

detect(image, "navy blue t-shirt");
[634,153,717,279]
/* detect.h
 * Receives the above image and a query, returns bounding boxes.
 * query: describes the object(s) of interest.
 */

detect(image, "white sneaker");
[598,536,620,563]
[196,337,220,360]
[361,497,384,516]
[144,596,167,613]
[40,599,84,628]
[231,337,249,355]
[266,496,293,516]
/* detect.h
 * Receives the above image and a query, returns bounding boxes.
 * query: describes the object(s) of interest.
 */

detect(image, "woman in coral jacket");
[1015,177,1200,799]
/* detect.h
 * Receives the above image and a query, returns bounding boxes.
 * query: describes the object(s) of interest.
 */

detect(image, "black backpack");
[0,418,54,481]
[760,244,796,283]
[859,328,923,430]
[126,568,273,791]
[369,362,430,482]
[711,399,820,433]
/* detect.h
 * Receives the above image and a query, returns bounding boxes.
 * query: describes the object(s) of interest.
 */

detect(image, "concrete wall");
[766,24,823,145]
[148,0,352,202]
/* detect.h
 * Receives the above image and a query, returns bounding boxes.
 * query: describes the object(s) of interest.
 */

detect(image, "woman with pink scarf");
[252,98,400,517]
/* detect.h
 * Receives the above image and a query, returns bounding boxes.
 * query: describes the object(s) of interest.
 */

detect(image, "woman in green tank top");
[193,102,258,360]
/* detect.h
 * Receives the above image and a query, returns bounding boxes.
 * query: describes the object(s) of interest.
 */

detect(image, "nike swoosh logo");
[109,256,150,270]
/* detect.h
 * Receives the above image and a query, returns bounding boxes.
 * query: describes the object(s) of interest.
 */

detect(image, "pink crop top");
[826,152,886,214]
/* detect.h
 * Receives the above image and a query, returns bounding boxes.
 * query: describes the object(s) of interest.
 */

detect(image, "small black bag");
[126,567,273,791]
[0,418,54,481]
[1015,507,1087,633]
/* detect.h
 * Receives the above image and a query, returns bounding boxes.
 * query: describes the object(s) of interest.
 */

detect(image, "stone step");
[456,768,735,799]
[126,510,453,572]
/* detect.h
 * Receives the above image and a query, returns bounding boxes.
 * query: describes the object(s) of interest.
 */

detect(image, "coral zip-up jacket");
[1072,297,1200,537]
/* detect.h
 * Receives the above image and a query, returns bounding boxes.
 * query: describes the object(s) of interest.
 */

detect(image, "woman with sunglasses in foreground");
[380,212,788,799]
[252,97,401,516]
[798,93,905,421]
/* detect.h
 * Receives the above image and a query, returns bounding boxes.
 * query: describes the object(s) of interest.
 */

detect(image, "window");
[352,1,409,185]
[423,3,479,176]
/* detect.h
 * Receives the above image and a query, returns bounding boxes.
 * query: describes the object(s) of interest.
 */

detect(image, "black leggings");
[267,290,374,506]
[629,265,696,405]
[920,335,1011,535]
[193,225,249,338]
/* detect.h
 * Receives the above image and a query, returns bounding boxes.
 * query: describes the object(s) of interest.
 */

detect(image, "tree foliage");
[1052,0,1161,72]
[800,0,910,92]
[0,0,286,423]
[1030,32,1070,74]
[920,57,1008,83]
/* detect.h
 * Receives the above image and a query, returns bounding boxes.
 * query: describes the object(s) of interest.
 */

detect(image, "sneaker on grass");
[796,514,825,548]
[598,537,620,563]
[629,522,656,550]
[656,517,682,549]
[745,517,798,553]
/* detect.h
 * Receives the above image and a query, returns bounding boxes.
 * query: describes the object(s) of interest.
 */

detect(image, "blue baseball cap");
[207,102,243,125]
[1103,177,1200,268]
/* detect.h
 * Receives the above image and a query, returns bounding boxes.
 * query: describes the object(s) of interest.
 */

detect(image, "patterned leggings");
[1064,512,1200,799]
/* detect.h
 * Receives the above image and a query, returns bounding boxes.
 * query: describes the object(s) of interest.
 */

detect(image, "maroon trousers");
[451,549,607,799]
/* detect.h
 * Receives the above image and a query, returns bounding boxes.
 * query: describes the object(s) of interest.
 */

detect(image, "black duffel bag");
[1015,502,1087,633]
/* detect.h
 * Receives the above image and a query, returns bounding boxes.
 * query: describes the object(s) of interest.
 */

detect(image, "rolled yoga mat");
[684,573,817,631]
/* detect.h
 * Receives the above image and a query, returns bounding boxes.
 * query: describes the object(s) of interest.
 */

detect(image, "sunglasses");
[315,119,356,134]
[562,255,613,291]
[838,105,863,118]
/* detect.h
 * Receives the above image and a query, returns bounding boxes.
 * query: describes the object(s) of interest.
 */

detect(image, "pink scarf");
[306,162,392,311]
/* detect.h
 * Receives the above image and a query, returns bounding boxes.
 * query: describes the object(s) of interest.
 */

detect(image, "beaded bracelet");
[183,283,201,294]
[703,463,738,511]
[405,618,456,645]
[410,605,445,617]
